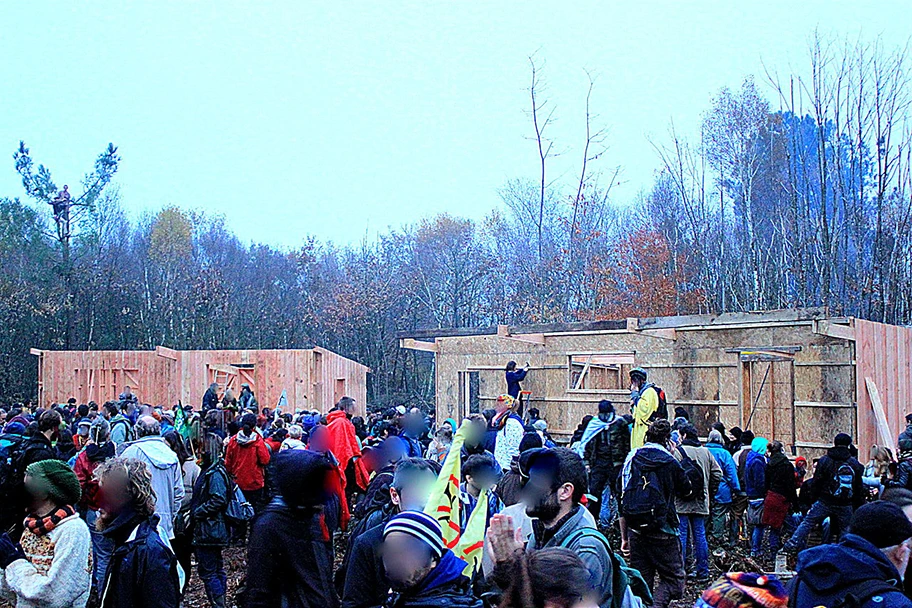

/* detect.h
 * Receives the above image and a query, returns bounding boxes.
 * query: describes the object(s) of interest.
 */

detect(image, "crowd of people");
[1,367,912,608]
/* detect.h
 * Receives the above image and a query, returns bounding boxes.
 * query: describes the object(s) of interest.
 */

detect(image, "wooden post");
[866,377,895,449]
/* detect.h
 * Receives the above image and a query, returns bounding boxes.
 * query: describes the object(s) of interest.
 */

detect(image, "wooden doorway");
[738,349,798,454]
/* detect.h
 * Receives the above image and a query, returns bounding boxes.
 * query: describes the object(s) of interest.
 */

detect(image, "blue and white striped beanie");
[382,511,445,558]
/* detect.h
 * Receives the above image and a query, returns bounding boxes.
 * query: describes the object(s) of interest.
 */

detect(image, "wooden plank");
[866,377,895,449]
[638,307,827,330]
[400,338,439,353]
[794,401,855,408]
[29,348,43,356]
[155,346,179,361]
[812,319,856,341]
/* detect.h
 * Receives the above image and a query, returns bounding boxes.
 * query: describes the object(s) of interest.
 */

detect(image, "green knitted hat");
[25,459,81,506]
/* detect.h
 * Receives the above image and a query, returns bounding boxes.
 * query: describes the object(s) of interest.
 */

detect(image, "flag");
[173,402,190,440]
[277,389,288,410]
[456,488,488,576]
[424,420,468,551]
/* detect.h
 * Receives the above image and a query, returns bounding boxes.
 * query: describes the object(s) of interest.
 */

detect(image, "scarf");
[24,504,76,536]
[573,414,614,457]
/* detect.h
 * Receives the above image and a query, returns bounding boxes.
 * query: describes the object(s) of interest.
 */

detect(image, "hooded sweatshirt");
[622,443,692,536]
[790,533,912,608]
[386,550,481,608]
[73,441,116,510]
[120,437,184,539]
[744,438,768,499]
[225,429,271,493]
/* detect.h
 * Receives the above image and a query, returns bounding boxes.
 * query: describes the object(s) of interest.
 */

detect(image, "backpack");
[676,446,705,502]
[561,528,652,608]
[788,572,899,608]
[831,462,856,502]
[620,456,668,534]
[608,417,632,466]
[644,385,668,422]
[0,434,25,498]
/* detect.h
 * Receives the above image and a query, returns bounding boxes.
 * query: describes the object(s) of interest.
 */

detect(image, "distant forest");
[2,33,910,407]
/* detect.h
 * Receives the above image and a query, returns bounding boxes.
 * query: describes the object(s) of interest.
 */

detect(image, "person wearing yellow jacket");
[630,367,659,449]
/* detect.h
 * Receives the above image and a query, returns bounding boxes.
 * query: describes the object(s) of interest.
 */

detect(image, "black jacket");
[341,521,388,608]
[766,452,798,505]
[384,550,481,608]
[19,433,59,470]
[888,458,912,491]
[625,444,692,537]
[192,461,230,547]
[790,533,912,608]
[101,512,182,608]
[244,497,338,608]
[811,446,865,508]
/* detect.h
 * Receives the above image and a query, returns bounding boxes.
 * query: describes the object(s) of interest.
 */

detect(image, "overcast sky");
[1,2,908,248]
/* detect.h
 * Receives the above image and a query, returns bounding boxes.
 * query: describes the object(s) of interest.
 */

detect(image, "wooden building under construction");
[31,346,370,417]
[400,308,912,460]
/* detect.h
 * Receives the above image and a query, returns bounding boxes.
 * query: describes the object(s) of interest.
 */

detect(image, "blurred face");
[23,473,51,512]
[381,532,436,591]
[390,471,437,512]
[524,466,563,521]
[97,470,131,529]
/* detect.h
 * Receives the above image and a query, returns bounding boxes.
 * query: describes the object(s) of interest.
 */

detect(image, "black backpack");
[831,462,856,502]
[620,456,668,534]
[677,446,705,501]
[645,385,668,422]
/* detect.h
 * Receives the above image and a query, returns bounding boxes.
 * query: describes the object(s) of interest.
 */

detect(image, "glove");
[0,532,26,569]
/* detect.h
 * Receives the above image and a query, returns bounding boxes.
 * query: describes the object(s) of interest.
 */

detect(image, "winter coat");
[239,389,258,412]
[191,462,230,547]
[765,452,797,506]
[108,414,133,445]
[341,521,388,608]
[18,433,59,470]
[811,445,865,508]
[744,451,768,499]
[622,443,693,537]
[202,387,219,411]
[326,410,370,491]
[528,505,614,608]
[385,550,481,608]
[0,513,92,608]
[119,437,184,539]
[73,441,115,511]
[493,412,524,471]
[244,498,338,608]
[584,414,616,476]
[674,441,722,515]
[790,533,912,608]
[889,458,912,491]
[631,386,659,450]
[224,430,271,492]
[705,441,740,504]
[609,415,633,468]
[100,513,181,608]
[505,369,527,399]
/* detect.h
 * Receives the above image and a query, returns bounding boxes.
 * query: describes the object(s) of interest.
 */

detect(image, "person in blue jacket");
[705,429,741,548]
[743,436,768,557]
[504,361,528,399]
[790,501,912,607]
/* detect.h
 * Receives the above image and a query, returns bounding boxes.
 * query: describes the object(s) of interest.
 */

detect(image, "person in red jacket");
[225,413,271,513]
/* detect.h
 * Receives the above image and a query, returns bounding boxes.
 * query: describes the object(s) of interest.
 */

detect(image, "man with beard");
[0,460,92,608]
[95,457,182,608]
[380,511,482,608]
[487,448,614,608]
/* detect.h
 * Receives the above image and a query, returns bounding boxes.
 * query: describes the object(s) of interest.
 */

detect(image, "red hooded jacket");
[225,430,271,492]
[325,410,370,491]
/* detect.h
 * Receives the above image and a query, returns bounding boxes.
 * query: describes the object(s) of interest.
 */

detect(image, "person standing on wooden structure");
[504,361,529,400]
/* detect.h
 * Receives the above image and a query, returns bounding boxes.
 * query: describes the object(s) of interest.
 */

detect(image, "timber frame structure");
[31,346,369,417]
[400,308,912,460]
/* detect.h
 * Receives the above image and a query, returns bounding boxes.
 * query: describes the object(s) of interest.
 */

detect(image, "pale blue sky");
[0,2,908,248]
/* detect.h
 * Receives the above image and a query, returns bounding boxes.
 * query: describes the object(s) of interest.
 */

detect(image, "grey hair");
[90,417,111,443]
[707,429,724,444]
[135,415,161,438]
[288,424,303,440]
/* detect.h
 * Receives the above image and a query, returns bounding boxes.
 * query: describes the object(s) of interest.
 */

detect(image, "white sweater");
[0,514,92,608]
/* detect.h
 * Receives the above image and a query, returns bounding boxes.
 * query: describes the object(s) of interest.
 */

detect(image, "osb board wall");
[37,348,368,417]
[435,323,854,458]
[855,319,912,458]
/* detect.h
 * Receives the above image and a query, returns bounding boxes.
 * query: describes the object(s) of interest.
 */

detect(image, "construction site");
[401,307,912,460]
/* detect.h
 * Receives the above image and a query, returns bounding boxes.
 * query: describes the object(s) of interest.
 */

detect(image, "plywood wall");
[432,321,855,460]
[855,319,912,457]
[34,347,368,417]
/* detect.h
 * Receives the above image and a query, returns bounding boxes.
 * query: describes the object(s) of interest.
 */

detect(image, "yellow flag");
[456,488,488,575]
[424,420,468,550]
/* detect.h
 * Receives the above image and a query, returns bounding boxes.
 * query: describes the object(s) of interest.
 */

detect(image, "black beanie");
[850,501,912,548]
[834,433,852,447]
[273,449,332,508]
[519,432,543,453]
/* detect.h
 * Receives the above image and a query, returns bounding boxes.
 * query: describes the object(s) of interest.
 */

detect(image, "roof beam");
[812,319,855,341]
[399,338,438,353]
[497,325,546,346]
